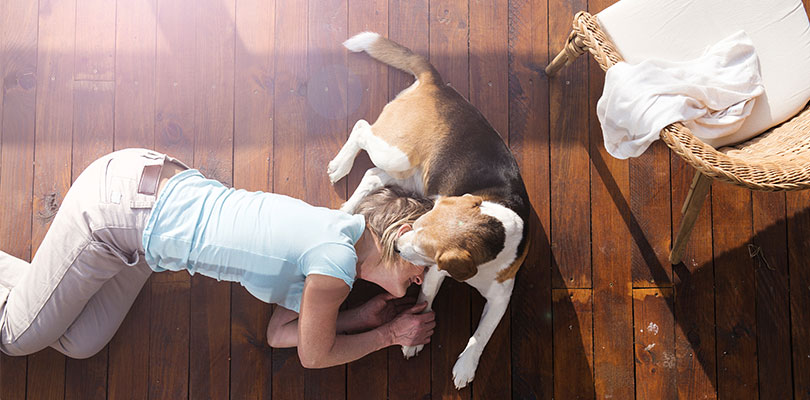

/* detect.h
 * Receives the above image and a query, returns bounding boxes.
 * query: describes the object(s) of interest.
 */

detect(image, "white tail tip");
[343,32,380,52]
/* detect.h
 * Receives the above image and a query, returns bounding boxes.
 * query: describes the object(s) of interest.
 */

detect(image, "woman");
[0,148,435,367]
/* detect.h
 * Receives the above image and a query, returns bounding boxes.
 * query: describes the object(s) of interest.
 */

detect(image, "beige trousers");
[0,148,185,358]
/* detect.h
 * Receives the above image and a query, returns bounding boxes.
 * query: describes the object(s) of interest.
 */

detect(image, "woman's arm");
[267,290,415,348]
[292,274,434,368]
[266,306,300,348]
[266,292,408,348]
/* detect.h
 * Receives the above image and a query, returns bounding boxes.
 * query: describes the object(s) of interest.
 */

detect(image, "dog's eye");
[394,244,400,254]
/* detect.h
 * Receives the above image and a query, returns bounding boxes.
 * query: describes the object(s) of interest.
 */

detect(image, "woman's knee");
[52,336,106,359]
[0,335,48,357]
[0,343,35,357]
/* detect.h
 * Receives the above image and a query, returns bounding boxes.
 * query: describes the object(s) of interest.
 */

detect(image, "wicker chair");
[547,12,810,265]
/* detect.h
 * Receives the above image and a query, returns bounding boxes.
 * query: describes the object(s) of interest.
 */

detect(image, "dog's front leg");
[452,278,515,389]
[402,266,447,359]
[340,167,394,213]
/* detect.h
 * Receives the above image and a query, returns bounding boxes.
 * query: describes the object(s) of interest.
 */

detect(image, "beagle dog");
[328,32,531,389]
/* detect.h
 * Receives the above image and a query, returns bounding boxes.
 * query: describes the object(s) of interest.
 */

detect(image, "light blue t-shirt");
[141,169,366,312]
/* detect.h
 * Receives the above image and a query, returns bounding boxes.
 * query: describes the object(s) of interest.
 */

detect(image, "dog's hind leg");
[402,266,448,358]
[328,119,371,183]
[451,278,515,389]
[341,166,422,214]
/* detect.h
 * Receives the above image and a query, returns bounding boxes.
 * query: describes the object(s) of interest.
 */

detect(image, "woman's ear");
[396,223,412,238]
[436,248,477,281]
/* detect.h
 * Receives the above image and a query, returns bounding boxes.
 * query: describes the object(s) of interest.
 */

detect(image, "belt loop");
[165,155,191,170]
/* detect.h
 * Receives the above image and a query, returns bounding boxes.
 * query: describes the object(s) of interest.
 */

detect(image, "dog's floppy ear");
[437,248,477,281]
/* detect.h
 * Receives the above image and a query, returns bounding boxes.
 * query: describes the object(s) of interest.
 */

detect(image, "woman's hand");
[383,302,435,347]
[355,293,415,330]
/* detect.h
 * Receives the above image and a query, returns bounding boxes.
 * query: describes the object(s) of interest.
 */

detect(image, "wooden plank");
[585,1,635,397]
[305,1,349,398]
[791,1,809,396]
[346,0,388,397]
[589,146,635,397]
[108,286,151,400]
[388,0,429,99]
[231,287,273,399]
[27,350,66,399]
[149,276,190,400]
[507,0,553,397]
[306,0,346,209]
[28,0,77,396]
[751,191,792,400]
[0,0,38,397]
[429,0,468,96]
[32,0,76,278]
[188,0,235,398]
[231,0,274,397]
[428,0,471,398]
[468,0,510,397]
[108,2,156,398]
[470,0,508,139]
[552,288,594,398]
[114,0,156,150]
[633,288,676,399]
[787,191,810,398]
[271,0,308,397]
[74,0,115,81]
[711,183,758,399]
[346,283,387,400]
[64,80,115,400]
[386,2,431,399]
[630,141,671,286]
[670,159,717,399]
[150,0,195,397]
[548,0,590,288]
[70,81,115,176]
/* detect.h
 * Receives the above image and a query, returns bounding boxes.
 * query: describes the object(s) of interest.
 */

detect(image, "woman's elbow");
[298,347,330,369]
[298,353,320,369]
[266,325,286,348]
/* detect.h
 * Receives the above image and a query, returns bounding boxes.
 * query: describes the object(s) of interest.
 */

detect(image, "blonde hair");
[353,185,434,266]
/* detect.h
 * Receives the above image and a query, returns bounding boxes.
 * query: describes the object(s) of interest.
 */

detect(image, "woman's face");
[362,231,429,298]
[388,257,428,298]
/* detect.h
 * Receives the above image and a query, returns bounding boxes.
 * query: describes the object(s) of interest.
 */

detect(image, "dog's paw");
[327,157,351,184]
[401,344,424,359]
[452,350,479,389]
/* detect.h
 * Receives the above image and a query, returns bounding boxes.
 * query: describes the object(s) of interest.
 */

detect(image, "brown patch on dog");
[411,195,505,281]
[496,228,531,283]
[437,248,477,281]
[369,82,447,181]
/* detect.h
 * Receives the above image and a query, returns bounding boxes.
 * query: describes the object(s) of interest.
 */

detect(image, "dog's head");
[396,194,524,281]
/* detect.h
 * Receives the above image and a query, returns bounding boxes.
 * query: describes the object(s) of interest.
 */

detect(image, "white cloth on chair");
[597,31,764,159]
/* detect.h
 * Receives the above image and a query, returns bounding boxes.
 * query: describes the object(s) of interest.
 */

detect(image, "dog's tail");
[343,32,442,85]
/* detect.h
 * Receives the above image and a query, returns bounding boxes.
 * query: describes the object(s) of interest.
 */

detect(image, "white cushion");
[596,0,810,148]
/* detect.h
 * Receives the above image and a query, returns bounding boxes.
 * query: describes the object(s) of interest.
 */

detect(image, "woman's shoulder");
[299,241,358,289]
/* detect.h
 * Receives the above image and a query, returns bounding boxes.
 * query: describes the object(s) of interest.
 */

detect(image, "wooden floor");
[1,0,810,398]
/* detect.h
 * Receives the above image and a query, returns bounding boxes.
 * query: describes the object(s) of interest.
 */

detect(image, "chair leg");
[545,31,586,76]
[670,172,712,264]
